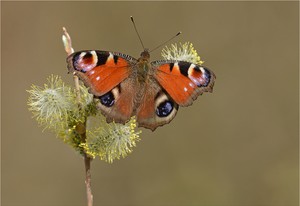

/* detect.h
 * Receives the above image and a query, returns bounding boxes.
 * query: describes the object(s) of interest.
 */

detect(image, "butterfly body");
[67,49,215,131]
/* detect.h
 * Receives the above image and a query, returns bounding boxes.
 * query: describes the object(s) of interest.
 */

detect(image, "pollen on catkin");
[82,115,141,163]
[161,42,204,65]
[27,75,74,131]
[27,74,141,162]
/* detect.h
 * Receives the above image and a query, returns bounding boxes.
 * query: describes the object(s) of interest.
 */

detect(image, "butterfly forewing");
[67,50,137,96]
[152,61,216,106]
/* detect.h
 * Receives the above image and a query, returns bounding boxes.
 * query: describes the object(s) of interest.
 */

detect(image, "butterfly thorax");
[136,49,151,82]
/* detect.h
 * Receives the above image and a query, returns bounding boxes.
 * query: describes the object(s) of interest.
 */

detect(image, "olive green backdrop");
[2,1,299,206]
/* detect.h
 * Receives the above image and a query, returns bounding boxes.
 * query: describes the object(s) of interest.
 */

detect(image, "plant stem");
[73,75,93,206]
[80,122,93,206]
[63,27,93,206]
[73,75,82,108]
[84,153,93,206]
[74,76,93,206]
[76,120,93,206]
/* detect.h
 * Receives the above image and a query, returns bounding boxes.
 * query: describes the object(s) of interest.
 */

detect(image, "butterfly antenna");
[149,31,182,53]
[130,16,145,50]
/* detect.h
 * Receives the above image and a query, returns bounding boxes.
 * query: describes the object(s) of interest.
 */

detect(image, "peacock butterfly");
[66,47,215,131]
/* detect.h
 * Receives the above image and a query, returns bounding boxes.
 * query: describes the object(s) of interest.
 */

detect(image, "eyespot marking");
[154,92,176,118]
[96,86,120,108]
[74,51,98,72]
[156,101,174,117]
[99,92,115,107]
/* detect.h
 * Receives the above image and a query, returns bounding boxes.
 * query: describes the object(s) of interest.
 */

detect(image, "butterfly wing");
[152,60,216,107]
[135,61,215,131]
[67,50,136,96]
[93,77,138,124]
[136,78,179,131]
[67,50,138,123]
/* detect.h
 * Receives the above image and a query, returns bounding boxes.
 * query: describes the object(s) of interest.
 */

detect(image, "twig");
[62,27,74,55]
[84,153,93,206]
[62,27,93,206]
[73,75,82,108]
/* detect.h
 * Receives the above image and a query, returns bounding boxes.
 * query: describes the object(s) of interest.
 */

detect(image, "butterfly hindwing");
[136,78,179,131]
[94,77,137,124]
[153,61,216,106]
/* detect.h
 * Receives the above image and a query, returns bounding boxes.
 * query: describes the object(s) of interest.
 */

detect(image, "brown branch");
[73,75,82,108]
[84,153,93,206]
[62,27,74,55]
[63,27,93,206]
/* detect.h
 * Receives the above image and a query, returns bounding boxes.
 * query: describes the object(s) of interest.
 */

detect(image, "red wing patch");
[67,50,136,96]
[154,61,215,106]
[86,62,129,96]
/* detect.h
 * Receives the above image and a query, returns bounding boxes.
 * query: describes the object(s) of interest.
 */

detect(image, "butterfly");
[66,48,215,131]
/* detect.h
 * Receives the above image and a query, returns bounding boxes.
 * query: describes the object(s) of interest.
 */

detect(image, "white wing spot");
[108,52,114,61]
[174,62,180,72]
[96,76,100,81]
[79,52,86,59]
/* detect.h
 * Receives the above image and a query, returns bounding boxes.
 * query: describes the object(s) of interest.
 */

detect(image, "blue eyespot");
[99,92,115,107]
[156,101,174,117]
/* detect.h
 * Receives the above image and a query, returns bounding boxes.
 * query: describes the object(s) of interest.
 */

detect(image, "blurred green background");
[2,1,298,206]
